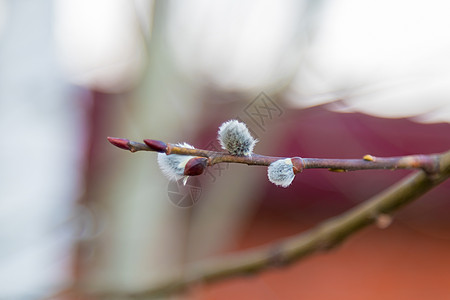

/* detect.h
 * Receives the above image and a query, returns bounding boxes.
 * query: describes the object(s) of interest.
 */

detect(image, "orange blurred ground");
[189,210,450,300]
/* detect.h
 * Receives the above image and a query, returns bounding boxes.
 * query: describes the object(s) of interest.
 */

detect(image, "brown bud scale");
[291,157,304,174]
[184,157,208,176]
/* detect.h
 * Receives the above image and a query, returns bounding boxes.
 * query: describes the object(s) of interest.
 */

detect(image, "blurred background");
[1,0,450,299]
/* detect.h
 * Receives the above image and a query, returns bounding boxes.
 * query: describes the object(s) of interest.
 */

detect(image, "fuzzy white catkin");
[217,120,257,156]
[268,158,295,188]
[157,143,194,181]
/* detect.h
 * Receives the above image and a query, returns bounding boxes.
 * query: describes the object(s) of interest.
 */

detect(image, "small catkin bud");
[157,143,195,181]
[217,120,257,156]
[267,158,296,188]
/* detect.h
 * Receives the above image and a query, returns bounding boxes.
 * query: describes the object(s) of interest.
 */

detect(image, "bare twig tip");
[107,137,131,150]
[144,139,168,153]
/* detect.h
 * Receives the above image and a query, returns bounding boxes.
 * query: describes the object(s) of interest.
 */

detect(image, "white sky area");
[290,0,450,122]
[54,0,450,122]
[0,0,83,298]
[165,0,306,90]
[54,0,149,92]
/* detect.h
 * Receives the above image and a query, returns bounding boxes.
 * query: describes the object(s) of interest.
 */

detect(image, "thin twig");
[92,148,450,299]
[107,137,440,173]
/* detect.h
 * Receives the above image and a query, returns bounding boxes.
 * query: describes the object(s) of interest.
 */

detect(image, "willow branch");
[107,137,440,173]
[93,149,450,299]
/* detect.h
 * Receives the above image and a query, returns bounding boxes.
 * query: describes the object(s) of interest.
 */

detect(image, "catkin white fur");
[217,120,257,156]
[267,158,295,188]
[157,143,194,181]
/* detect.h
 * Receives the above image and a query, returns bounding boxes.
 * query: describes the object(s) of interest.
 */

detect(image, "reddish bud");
[291,157,304,174]
[107,137,131,150]
[184,157,208,176]
[143,139,167,153]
